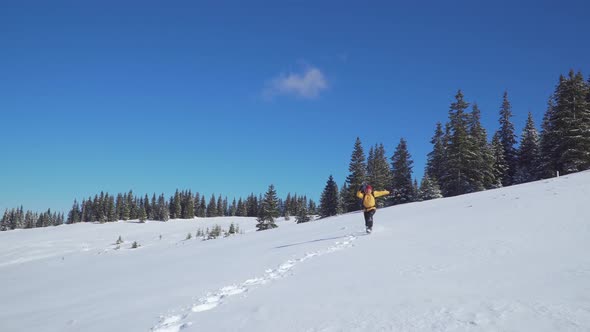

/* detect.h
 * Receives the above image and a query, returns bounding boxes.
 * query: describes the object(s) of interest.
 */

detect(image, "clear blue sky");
[1,0,589,213]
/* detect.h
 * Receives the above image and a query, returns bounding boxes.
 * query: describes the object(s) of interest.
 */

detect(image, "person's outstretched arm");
[373,190,390,198]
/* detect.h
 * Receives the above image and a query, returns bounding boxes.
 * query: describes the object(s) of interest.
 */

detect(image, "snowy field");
[1,171,590,332]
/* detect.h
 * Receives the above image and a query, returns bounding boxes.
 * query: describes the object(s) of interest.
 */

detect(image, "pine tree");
[184,191,195,219]
[515,112,541,183]
[390,138,414,204]
[338,182,347,214]
[256,185,279,231]
[491,132,508,187]
[207,194,217,217]
[199,196,207,218]
[139,206,147,223]
[107,195,116,222]
[319,175,340,218]
[150,193,157,220]
[426,122,446,184]
[216,195,224,217]
[344,137,367,212]
[116,194,124,220]
[548,70,590,174]
[467,103,489,191]
[236,198,247,217]
[172,190,182,219]
[367,143,391,205]
[66,200,81,224]
[158,194,170,221]
[308,199,316,215]
[230,198,237,216]
[0,210,7,231]
[497,91,518,186]
[439,90,480,196]
[418,174,443,201]
[295,203,311,224]
[143,194,151,220]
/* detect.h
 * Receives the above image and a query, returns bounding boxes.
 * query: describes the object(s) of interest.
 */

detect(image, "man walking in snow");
[357,184,390,233]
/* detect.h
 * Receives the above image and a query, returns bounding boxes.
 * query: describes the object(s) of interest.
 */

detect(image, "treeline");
[319,69,590,218]
[1,188,317,231]
[66,189,317,224]
[0,207,64,231]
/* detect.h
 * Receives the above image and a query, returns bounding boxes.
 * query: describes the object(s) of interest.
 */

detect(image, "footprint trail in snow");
[151,234,357,332]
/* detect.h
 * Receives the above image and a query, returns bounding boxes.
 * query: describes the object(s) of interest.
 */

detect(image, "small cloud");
[264,66,328,100]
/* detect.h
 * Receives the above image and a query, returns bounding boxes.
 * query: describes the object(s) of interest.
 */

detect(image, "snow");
[1,172,590,331]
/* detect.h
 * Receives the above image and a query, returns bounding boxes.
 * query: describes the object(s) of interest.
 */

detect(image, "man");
[356,184,390,233]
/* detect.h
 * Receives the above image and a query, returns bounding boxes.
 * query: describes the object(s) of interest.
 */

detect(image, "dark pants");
[364,210,376,229]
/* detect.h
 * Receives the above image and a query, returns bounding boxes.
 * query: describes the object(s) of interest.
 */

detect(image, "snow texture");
[1,172,590,331]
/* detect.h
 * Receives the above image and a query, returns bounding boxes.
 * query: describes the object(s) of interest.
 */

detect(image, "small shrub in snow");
[186,232,192,240]
[115,236,123,245]
[131,241,140,249]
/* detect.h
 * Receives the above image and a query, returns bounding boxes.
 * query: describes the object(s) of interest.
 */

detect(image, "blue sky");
[1,0,589,213]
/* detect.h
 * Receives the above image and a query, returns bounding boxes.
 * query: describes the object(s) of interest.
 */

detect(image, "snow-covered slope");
[1,172,590,332]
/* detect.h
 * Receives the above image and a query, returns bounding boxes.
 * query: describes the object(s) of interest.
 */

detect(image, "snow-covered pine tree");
[24,211,35,229]
[439,90,479,196]
[496,91,518,186]
[158,194,170,221]
[515,112,541,183]
[491,132,508,187]
[256,185,279,231]
[418,174,443,201]
[319,175,340,218]
[0,209,8,231]
[295,203,311,224]
[138,205,147,223]
[367,143,392,206]
[426,122,446,185]
[467,103,488,192]
[338,182,347,214]
[390,138,414,204]
[345,137,367,212]
[550,70,590,174]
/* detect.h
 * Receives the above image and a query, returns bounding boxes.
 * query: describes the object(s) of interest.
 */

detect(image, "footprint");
[152,315,191,332]
[220,285,246,296]
[192,301,219,313]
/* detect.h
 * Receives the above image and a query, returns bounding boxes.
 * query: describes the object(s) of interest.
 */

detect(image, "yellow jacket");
[356,190,390,212]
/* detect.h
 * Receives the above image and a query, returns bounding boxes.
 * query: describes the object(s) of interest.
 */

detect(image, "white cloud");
[264,66,328,100]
